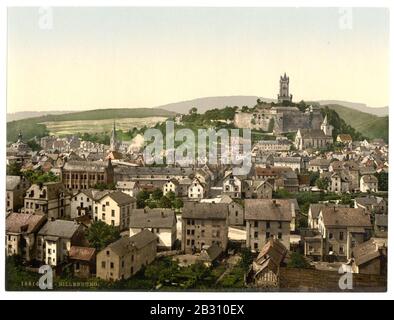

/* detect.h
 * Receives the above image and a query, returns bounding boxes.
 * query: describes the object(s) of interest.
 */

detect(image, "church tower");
[277,73,293,104]
[321,115,333,137]
[110,121,117,152]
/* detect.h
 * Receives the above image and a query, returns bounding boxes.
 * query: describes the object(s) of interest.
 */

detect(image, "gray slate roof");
[38,220,82,239]
[245,199,292,221]
[320,207,372,228]
[130,208,176,228]
[182,202,228,220]
[106,230,157,256]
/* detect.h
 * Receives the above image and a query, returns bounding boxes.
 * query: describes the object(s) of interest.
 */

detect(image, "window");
[111,210,115,217]
[254,243,258,249]
[254,231,258,239]
[187,230,190,235]
[266,232,271,239]
[278,222,282,229]
[339,232,344,241]
[254,221,258,228]
[110,262,114,269]
[329,233,333,240]
[278,232,282,240]
[339,246,344,254]
[266,221,271,229]
[101,261,106,268]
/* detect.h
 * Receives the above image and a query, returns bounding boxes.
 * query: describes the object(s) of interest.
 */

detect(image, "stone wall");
[279,267,386,292]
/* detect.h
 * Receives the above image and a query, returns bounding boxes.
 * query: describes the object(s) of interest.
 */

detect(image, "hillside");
[156,96,274,114]
[7,111,73,122]
[317,100,388,117]
[7,108,175,142]
[324,104,388,142]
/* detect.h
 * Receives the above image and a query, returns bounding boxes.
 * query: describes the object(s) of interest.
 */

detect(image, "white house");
[93,191,136,230]
[222,171,242,198]
[116,181,141,198]
[188,177,206,200]
[360,175,379,193]
[70,189,112,219]
[129,208,177,250]
[162,179,180,196]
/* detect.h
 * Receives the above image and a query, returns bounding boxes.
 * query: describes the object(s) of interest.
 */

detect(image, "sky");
[7,7,389,112]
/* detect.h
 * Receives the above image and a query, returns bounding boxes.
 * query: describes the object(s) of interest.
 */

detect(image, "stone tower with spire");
[321,115,333,137]
[277,73,293,104]
[110,121,118,152]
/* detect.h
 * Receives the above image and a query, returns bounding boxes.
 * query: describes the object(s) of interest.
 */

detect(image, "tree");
[152,189,163,201]
[309,172,320,186]
[23,170,59,184]
[287,252,310,269]
[340,194,352,206]
[316,177,329,190]
[189,107,198,115]
[165,191,176,201]
[158,196,172,208]
[136,190,150,208]
[86,221,120,251]
[239,248,253,271]
[6,162,22,176]
[376,172,388,191]
[173,198,184,210]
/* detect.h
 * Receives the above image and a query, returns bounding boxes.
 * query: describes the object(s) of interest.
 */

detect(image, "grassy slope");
[7,108,175,141]
[326,104,388,141]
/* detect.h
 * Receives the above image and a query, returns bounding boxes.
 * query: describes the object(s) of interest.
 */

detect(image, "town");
[6,74,388,291]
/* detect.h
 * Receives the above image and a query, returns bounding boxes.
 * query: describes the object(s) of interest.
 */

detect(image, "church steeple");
[321,115,333,137]
[110,120,117,152]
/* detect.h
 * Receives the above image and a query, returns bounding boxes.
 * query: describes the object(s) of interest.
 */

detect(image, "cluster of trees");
[22,170,59,184]
[136,189,183,210]
[92,182,116,191]
[86,221,121,251]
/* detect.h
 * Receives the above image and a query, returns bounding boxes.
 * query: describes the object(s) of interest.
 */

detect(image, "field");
[42,117,168,135]
[326,104,388,141]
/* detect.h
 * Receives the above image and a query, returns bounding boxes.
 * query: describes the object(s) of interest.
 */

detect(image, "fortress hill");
[234,73,324,134]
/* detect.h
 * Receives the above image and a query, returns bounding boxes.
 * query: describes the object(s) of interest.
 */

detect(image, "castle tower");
[321,115,333,137]
[110,121,117,152]
[277,73,293,104]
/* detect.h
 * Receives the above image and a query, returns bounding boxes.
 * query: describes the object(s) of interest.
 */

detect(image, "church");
[294,115,334,150]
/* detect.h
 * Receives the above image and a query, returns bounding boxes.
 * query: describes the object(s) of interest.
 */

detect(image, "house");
[273,157,302,172]
[162,179,180,196]
[321,171,350,194]
[250,238,288,288]
[252,138,292,153]
[188,177,207,200]
[308,158,330,173]
[336,134,353,144]
[317,207,373,261]
[96,229,157,281]
[198,243,224,267]
[36,220,87,267]
[6,175,31,212]
[70,189,113,219]
[201,195,245,226]
[360,175,378,193]
[181,202,229,254]
[69,246,96,278]
[129,208,177,250]
[351,238,387,275]
[6,212,47,261]
[374,214,388,237]
[354,196,387,215]
[93,191,136,230]
[62,160,114,191]
[222,171,242,198]
[24,182,71,219]
[307,203,350,230]
[245,199,292,251]
[244,179,273,199]
[116,181,141,198]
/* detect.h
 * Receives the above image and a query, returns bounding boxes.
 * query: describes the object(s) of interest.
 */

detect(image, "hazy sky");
[7,7,389,112]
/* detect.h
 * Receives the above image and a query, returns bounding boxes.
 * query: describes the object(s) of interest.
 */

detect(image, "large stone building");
[181,202,229,254]
[245,199,292,251]
[61,160,114,191]
[24,182,71,219]
[96,229,157,281]
[277,73,293,103]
